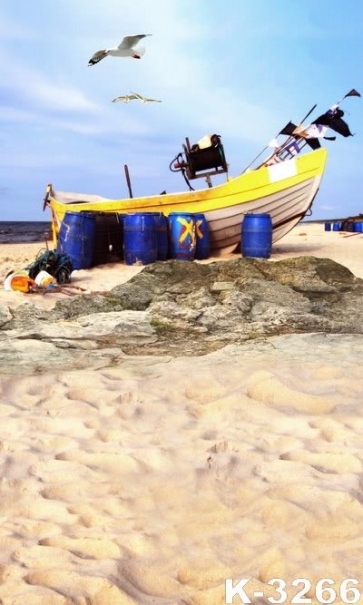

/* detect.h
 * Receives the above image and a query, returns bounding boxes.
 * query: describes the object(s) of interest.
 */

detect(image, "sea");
[0,221,51,244]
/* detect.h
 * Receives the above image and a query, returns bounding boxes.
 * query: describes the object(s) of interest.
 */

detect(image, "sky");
[1,0,362,222]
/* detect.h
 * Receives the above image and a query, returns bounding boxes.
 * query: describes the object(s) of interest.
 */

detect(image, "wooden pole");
[124,164,133,198]
[241,145,269,173]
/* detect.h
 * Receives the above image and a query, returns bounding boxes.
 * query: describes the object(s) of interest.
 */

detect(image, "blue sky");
[1,0,362,221]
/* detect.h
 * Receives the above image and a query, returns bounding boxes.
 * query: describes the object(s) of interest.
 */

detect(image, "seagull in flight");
[130,91,162,103]
[88,34,151,66]
[112,93,139,103]
[112,91,162,104]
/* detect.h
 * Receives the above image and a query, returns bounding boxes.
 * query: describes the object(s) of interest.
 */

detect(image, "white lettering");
[225,578,251,604]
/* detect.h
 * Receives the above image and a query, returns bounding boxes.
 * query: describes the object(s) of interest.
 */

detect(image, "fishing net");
[25,250,73,284]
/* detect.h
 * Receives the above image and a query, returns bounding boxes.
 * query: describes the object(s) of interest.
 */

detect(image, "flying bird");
[112,93,139,103]
[88,34,151,66]
[130,91,162,103]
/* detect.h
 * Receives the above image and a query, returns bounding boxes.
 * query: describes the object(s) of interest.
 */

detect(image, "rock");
[7,310,155,345]
[0,304,12,327]
[1,256,363,371]
[0,310,157,373]
[210,281,234,292]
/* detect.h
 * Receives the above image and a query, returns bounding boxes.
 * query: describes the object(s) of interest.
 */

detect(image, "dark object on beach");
[340,213,363,233]
[92,212,124,266]
[26,250,73,284]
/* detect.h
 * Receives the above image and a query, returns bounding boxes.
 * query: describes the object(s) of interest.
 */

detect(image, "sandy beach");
[1,222,363,604]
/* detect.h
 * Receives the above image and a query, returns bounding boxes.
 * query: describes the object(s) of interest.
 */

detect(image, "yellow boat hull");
[46,148,327,254]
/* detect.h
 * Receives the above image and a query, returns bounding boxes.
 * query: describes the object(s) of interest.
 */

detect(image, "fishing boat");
[44,131,327,255]
[43,90,361,255]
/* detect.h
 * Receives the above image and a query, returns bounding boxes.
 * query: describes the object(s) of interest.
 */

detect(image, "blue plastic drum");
[194,213,210,260]
[123,213,157,265]
[151,213,169,261]
[168,212,196,261]
[56,211,96,270]
[241,213,273,259]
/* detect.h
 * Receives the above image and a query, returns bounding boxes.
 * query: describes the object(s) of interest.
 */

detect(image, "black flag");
[303,138,321,150]
[312,88,360,137]
[279,90,359,149]
[279,121,321,149]
[342,88,361,100]
[279,121,297,136]
[312,107,353,138]
[334,89,361,105]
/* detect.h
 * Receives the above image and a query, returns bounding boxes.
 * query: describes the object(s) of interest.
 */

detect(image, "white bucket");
[35,271,57,288]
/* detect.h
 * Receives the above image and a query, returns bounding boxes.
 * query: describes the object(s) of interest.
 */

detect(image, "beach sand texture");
[1,222,363,604]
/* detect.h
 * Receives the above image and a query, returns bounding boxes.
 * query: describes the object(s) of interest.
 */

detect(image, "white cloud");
[29,78,96,112]
[0,56,97,111]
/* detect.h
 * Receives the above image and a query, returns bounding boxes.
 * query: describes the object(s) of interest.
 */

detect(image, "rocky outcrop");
[1,256,363,373]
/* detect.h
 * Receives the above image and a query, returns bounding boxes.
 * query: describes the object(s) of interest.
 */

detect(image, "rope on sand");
[41,284,88,296]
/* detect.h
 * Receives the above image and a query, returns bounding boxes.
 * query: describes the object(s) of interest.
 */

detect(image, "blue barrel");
[168,212,196,261]
[123,213,157,265]
[241,213,272,259]
[333,222,342,231]
[194,213,211,260]
[152,213,169,260]
[56,211,96,269]
[355,222,363,232]
[324,222,331,232]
